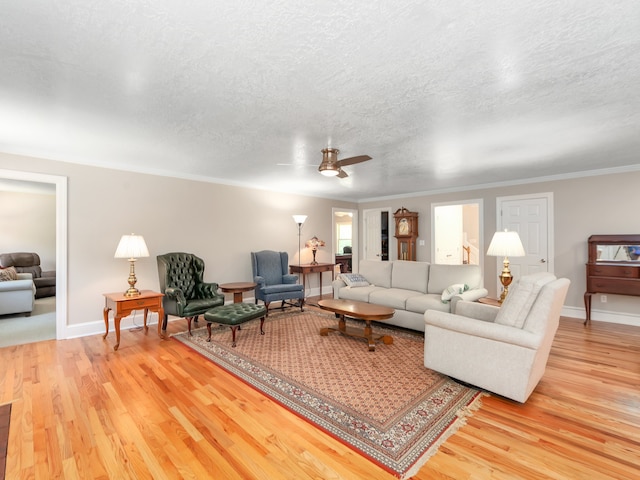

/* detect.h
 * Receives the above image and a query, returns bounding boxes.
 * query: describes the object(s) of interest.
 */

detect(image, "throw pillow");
[0,266,18,282]
[340,273,370,288]
[441,283,469,303]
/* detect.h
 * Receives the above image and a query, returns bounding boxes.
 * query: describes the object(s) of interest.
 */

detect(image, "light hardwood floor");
[1,304,639,479]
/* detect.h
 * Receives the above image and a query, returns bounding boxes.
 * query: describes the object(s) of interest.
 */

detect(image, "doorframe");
[496,192,554,291]
[0,169,68,340]
[431,199,484,269]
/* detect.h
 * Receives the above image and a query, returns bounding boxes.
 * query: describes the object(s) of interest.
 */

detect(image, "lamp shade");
[487,230,525,257]
[292,214,307,225]
[114,234,149,259]
[305,236,325,249]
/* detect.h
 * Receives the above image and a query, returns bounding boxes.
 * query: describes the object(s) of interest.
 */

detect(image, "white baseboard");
[562,305,640,327]
[63,298,254,340]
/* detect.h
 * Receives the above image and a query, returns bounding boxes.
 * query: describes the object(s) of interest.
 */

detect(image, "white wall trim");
[0,169,68,340]
[562,305,640,327]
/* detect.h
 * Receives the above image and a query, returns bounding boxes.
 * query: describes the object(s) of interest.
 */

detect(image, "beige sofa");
[331,260,488,332]
[423,272,570,402]
[0,272,36,316]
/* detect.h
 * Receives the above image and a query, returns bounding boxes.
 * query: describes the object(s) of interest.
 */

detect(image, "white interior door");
[363,208,383,261]
[497,193,553,286]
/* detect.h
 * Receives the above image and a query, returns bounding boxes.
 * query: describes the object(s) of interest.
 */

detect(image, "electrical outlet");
[601,295,607,303]
[419,240,425,246]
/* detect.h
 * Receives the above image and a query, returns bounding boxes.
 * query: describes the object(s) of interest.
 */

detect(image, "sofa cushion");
[338,285,385,303]
[339,273,370,287]
[495,272,556,328]
[406,293,451,314]
[391,261,429,293]
[369,288,423,310]
[0,267,18,281]
[359,260,392,288]
[427,264,482,294]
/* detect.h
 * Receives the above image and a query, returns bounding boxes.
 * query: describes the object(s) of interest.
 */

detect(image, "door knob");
[540,259,546,263]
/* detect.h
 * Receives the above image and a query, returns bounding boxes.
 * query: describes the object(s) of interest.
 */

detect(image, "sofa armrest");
[424,309,542,349]
[197,281,221,298]
[454,299,499,322]
[331,278,347,298]
[450,287,488,313]
[0,278,34,292]
[164,287,186,305]
[282,274,298,284]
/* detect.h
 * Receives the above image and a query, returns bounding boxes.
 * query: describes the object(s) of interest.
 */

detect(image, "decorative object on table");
[486,229,525,303]
[305,236,325,265]
[318,147,372,178]
[292,214,307,267]
[425,272,570,402]
[114,234,149,297]
[393,207,419,261]
[251,250,304,315]
[173,309,483,479]
[156,252,225,335]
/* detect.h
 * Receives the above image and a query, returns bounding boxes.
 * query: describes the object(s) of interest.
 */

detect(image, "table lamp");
[114,233,149,297]
[487,229,525,303]
[305,236,326,265]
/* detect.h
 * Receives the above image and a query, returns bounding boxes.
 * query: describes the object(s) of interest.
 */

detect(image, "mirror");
[597,244,640,261]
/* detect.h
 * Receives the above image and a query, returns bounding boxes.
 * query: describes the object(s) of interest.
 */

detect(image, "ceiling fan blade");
[337,155,372,167]
[337,169,349,178]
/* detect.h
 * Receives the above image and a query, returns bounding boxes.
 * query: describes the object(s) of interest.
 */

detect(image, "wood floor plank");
[1,308,639,479]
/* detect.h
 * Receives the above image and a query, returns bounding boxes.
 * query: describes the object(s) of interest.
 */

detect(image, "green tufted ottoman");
[203,303,267,347]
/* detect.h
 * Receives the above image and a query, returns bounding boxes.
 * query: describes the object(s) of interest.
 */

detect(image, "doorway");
[332,208,358,273]
[362,208,391,262]
[0,169,67,341]
[432,200,483,266]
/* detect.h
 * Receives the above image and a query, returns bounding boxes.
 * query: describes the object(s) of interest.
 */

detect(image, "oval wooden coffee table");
[317,298,395,351]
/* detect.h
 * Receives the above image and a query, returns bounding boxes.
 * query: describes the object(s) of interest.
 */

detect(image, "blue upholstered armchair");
[251,250,304,316]
[157,252,225,335]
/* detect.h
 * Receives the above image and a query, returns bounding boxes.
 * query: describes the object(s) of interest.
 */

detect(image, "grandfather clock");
[394,207,419,261]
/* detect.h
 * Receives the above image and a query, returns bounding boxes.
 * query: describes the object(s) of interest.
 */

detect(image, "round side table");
[219,282,257,303]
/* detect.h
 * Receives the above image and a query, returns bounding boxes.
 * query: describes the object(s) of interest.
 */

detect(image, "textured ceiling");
[1,1,640,201]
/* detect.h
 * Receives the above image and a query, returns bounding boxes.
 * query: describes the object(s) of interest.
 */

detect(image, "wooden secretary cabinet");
[584,234,640,325]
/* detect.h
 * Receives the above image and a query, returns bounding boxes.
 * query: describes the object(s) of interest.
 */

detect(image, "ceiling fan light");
[319,166,339,176]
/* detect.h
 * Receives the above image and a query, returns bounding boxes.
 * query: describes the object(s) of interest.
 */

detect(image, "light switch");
[419,240,425,246]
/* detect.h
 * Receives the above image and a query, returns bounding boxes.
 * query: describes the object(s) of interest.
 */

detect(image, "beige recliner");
[423,272,570,403]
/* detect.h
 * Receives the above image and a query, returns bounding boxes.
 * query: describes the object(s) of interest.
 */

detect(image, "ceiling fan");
[318,148,372,178]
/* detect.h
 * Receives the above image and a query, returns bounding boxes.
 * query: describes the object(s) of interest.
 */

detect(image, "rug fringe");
[400,391,488,479]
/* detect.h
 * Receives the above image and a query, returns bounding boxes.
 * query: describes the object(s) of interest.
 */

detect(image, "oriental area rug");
[172,309,484,479]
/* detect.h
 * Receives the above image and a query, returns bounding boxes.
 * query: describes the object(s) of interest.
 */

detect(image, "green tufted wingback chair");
[157,252,225,335]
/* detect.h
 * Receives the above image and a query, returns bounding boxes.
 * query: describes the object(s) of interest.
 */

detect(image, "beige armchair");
[423,272,570,403]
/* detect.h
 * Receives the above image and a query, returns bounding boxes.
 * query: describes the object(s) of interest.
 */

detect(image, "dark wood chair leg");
[187,316,193,336]
[259,317,265,335]
[230,326,239,347]
[206,322,212,341]
[264,302,270,317]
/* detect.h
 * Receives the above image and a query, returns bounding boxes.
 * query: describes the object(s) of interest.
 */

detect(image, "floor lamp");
[292,215,307,266]
[487,229,525,303]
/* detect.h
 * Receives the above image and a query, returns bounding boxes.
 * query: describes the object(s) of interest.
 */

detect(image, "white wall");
[0,152,356,336]
[0,190,56,270]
